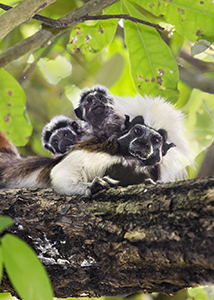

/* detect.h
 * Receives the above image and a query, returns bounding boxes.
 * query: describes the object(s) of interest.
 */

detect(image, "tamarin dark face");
[47,127,79,155]
[42,116,83,156]
[118,116,175,166]
[74,86,114,129]
[74,86,125,140]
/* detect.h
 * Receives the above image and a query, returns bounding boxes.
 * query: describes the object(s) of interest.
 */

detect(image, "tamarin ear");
[74,107,84,120]
[71,120,81,132]
[130,115,145,127]
[162,142,176,156]
[158,128,168,142]
[122,115,145,132]
[122,115,131,132]
[44,143,56,155]
[43,130,52,145]
[158,128,176,156]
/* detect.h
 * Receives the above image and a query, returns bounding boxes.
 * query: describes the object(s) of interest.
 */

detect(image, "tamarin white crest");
[113,93,194,182]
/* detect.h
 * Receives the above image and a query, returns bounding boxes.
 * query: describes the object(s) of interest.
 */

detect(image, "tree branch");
[0,0,119,68]
[179,65,214,94]
[197,140,214,178]
[0,0,56,42]
[180,50,214,73]
[1,177,214,298]
[0,3,164,31]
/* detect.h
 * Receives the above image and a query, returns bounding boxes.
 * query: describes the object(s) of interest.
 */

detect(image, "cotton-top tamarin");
[0,117,173,196]
[74,85,193,182]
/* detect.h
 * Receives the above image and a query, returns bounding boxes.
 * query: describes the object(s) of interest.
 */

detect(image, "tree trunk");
[1,177,214,298]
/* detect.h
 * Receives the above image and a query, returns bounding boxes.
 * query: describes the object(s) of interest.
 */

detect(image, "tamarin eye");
[134,127,142,136]
[86,97,93,104]
[53,139,58,145]
[152,136,161,144]
[64,132,68,137]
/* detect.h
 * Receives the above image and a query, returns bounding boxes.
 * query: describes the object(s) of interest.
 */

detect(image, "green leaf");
[0,216,13,234]
[170,31,184,57]
[2,234,54,300]
[0,293,14,300]
[122,0,179,102]
[188,286,214,300]
[0,69,32,146]
[103,1,121,16]
[136,0,214,41]
[176,80,192,108]
[38,56,72,85]
[108,37,137,96]
[68,2,119,54]
[0,246,2,286]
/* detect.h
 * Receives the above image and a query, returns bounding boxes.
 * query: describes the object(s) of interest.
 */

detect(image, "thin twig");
[60,14,164,31]
[0,3,164,31]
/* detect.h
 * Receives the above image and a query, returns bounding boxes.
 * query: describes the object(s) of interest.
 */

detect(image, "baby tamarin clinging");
[41,86,120,156]
[42,115,84,156]
[74,85,125,140]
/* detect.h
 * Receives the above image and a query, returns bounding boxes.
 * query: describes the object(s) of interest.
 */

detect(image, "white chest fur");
[50,149,121,196]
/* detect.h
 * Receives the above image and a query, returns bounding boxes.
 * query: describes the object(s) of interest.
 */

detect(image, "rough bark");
[0,177,214,298]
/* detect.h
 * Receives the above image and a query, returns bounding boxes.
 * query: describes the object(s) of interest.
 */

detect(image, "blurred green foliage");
[55,286,214,300]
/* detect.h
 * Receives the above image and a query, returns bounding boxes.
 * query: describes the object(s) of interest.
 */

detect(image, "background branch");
[0,0,56,42]
[178,65,214,94]
[180,50,214,73]
[0,0,119,68]
[1,0,213,96]
[0,4,164,30]
[197,140,214,178]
